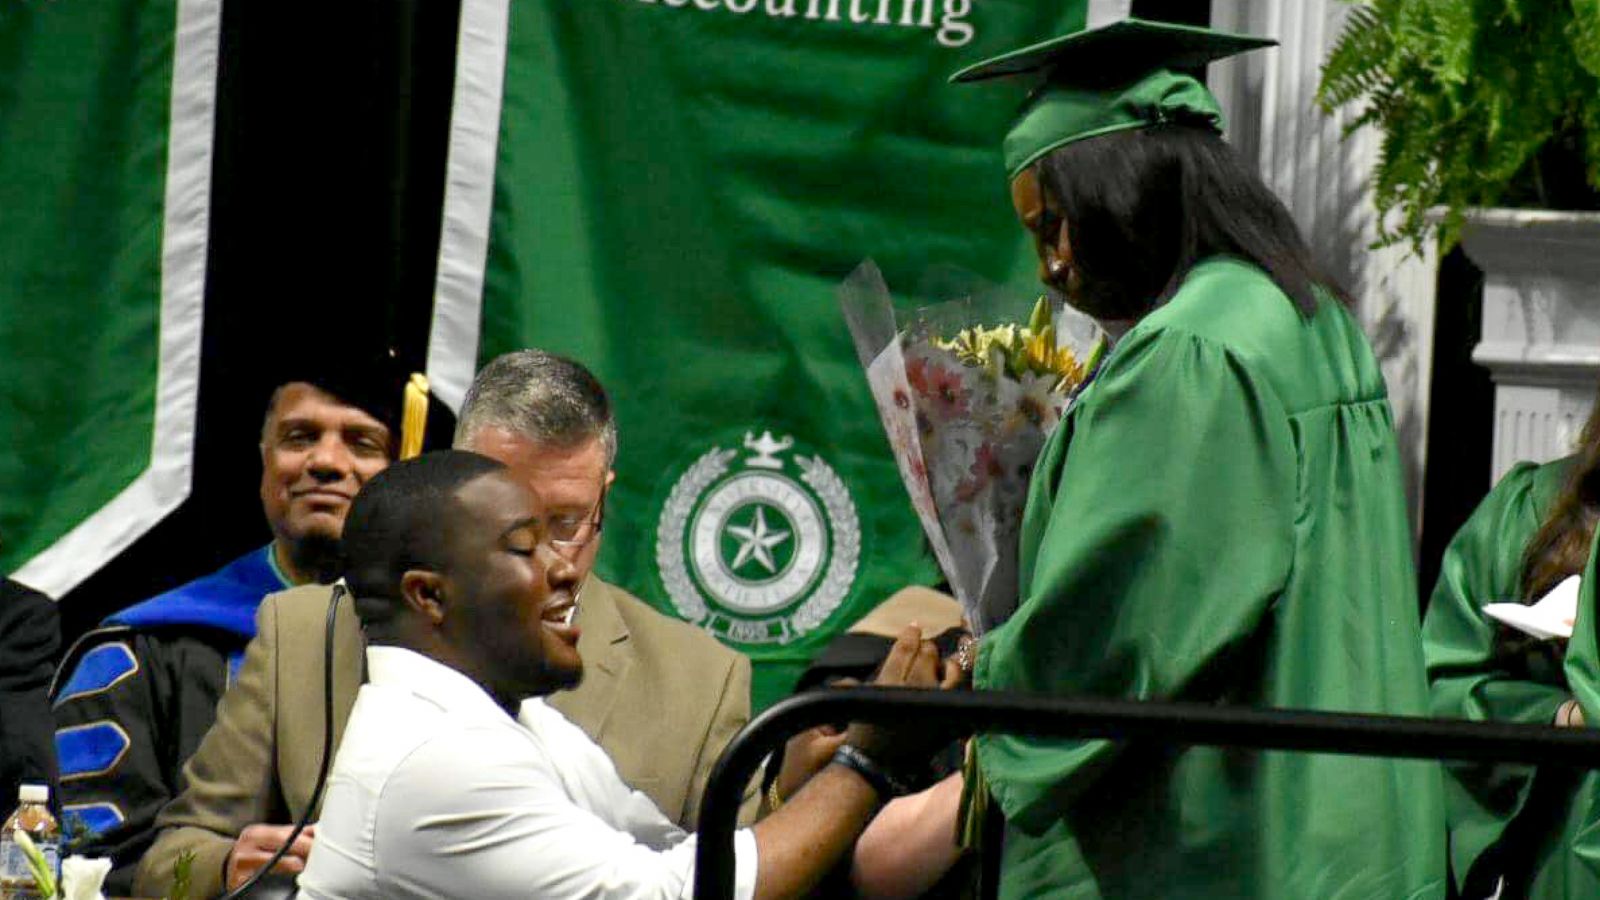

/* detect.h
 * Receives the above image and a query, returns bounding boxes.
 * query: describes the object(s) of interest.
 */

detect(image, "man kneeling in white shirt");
[295,450,956,900]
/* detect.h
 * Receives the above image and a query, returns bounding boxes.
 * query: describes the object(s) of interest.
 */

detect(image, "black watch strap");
[832,744,912,799]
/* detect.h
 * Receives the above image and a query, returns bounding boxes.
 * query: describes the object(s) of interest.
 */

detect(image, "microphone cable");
[219,581,345,900]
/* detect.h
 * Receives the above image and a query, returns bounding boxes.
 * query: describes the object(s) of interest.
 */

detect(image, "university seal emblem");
[655,431,860,645]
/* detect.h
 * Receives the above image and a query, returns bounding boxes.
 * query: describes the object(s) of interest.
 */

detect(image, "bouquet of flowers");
[840,261,1101,635]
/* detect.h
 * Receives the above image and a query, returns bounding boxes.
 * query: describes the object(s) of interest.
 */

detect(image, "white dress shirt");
[295,646,758,900]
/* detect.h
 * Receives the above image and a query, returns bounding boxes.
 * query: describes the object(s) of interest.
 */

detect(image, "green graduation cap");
[951,18,1277,179]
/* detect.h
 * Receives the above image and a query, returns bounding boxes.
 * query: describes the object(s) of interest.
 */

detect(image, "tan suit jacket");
[134,577,752,899]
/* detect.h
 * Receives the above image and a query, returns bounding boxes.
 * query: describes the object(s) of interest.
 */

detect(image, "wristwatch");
[832,743,912,799]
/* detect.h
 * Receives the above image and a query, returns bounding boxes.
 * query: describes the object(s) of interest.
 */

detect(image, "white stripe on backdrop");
[15,0,220,598]
[426,0,512,412]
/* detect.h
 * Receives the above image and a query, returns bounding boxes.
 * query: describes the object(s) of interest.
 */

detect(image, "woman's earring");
[1047,257,1068,280]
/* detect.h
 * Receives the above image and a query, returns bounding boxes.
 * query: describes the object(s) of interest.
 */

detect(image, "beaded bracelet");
[832,744,912,799]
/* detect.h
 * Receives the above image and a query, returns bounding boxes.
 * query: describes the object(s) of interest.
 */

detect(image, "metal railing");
[693,687,1600,900]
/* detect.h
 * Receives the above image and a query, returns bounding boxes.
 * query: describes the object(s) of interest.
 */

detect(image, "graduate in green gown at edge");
[1424,388,1600,898]
[1562,512,1600,891]
[951,19,1446,899]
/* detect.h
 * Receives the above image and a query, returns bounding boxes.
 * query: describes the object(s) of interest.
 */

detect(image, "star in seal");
[726,506,791,574]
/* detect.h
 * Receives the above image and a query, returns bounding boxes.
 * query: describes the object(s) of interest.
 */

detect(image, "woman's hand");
[947,632,977,689]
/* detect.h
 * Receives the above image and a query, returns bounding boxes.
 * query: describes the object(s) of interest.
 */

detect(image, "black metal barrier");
[693,687,1600,900]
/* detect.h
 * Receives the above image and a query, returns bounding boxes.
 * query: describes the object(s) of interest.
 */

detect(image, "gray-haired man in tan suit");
[135,351,753,898]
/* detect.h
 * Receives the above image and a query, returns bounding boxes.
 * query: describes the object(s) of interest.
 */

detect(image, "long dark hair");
[1036,122,1341,320]
[1519,390,1600,602]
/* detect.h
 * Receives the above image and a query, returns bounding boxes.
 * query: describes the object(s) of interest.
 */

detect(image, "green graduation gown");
[973,257,1446,899]
[1421,458,1582,896]
[1549,528,1600,892]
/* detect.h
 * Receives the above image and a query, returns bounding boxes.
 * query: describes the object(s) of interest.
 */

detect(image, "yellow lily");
[930,296,1091,395]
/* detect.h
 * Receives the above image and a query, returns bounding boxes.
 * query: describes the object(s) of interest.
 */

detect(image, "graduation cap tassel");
[400,373,431,460]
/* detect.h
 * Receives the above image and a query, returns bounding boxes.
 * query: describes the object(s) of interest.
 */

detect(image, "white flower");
[60,855,113,900]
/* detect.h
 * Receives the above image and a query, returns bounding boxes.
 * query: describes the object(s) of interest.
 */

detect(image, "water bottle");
[0,784,59,900]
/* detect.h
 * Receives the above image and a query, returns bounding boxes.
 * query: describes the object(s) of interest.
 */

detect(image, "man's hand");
[749,629,956,900]
[844,626,956,771]
[772,674,858,806]
[224,823,317,890]
[770,631,969,808]
[772,727,848,805]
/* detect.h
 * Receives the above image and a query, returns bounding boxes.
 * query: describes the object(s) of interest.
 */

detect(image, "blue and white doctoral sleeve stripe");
[56,721,132,781]
[53,641,138,705]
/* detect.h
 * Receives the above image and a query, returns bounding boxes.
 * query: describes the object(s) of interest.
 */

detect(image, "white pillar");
[1088,0,1134,26]
[1209,0,1439,533]
[1459,210,1600,481]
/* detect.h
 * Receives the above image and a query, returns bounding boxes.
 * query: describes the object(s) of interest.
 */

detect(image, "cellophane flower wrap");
[840,261,1101,635]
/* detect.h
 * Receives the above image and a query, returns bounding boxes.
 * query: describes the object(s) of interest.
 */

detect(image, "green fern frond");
[1319,6,1393,111]
[1318,0,1600,250]
[1570,0,1600,77]
[1582,94,1600,190]
[1413,0,1475,88]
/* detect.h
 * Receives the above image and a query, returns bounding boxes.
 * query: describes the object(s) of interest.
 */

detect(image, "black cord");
[218,582,344,900]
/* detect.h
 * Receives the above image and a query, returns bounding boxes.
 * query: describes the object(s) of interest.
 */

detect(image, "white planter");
[1459,208,1600,482]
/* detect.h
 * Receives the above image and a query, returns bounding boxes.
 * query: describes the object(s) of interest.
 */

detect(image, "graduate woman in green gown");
[1423,393,1600,898]
[952,19,1446,899]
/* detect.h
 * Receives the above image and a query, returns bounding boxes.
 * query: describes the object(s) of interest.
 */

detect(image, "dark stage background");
[55,0,462,646]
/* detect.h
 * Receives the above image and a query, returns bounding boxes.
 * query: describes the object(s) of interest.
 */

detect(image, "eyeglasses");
[548,484,608,552]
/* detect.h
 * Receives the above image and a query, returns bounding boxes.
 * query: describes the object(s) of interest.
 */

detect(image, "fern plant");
[1318,0,1600,252]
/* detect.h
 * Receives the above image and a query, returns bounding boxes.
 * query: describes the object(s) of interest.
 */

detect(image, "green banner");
[430,0,1088,709]
[0,0,218,597]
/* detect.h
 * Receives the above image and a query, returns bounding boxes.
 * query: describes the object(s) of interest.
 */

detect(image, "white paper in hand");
[1483,575,1581,640]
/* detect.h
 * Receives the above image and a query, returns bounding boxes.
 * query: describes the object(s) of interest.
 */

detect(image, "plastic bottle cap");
[18,784,47,804]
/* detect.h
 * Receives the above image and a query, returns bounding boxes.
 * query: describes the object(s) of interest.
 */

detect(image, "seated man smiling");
[296,451,956,900]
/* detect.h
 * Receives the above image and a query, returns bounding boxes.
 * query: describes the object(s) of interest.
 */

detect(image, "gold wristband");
[766,779,785,811]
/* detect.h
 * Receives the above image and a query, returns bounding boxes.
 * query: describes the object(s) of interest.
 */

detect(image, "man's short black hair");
[341,450,505,627]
